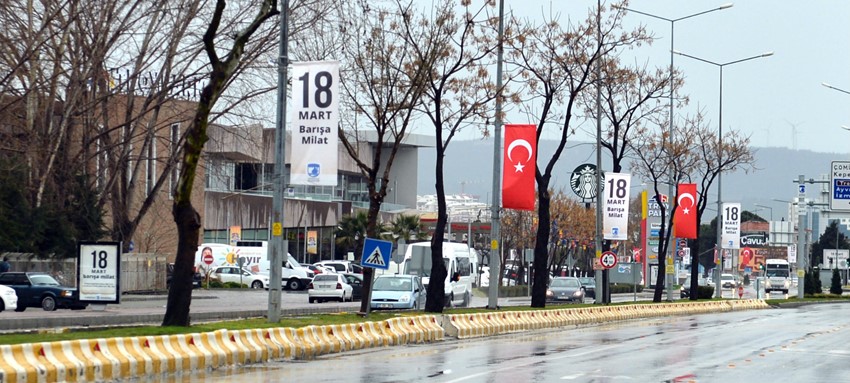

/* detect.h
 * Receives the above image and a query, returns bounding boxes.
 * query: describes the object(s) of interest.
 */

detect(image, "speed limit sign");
[600,251,618,269]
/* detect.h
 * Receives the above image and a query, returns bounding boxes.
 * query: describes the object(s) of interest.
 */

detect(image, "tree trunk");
[689,240,700,300]
[426,140,447,312]
[162,200,200,326]
[531,185,551,308]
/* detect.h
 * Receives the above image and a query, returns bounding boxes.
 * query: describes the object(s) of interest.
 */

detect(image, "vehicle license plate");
[379,304,392,309]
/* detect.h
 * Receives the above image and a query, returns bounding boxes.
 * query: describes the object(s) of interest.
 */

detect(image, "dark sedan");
[342,273,364,301]
[578,277,596,299]
[546,277,585,304]
[0,272,87,311]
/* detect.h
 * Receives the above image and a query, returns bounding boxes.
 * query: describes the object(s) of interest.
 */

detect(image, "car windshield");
[767,269,789,278]
[30,275,60,286]
[373,277,413,291]
[551,278,580,288]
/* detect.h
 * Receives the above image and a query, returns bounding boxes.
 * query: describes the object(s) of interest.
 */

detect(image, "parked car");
[546,277,585,303]
[0,284,18,312]
[208,266,270,289]
[0,272,87,311]
[681,275,714,299]
[308,274,354,303]
[721,274,737,288]
[314,260,363,274]
[370,275,425,310]
[578,277,596,300]
[341,273,364,301]
[305,264,330,276]
[166,263,202,289]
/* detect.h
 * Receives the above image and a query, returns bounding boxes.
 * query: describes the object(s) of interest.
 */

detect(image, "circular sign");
[600,251,618,269]
[737,285,744,299]
[570,163,605,200]
[202,253,214,265]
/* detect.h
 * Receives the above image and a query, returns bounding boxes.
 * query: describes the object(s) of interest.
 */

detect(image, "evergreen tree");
[805,269,816,295]
[830,269,843,295]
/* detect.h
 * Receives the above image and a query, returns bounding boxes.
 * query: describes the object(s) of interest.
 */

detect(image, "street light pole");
[615,3,732,301]
[674,50,773,298]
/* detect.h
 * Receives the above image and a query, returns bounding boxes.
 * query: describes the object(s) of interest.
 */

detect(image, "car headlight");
[546,290,553,297]
[399,294,411,303]
[61,290,73,297]
[573,290,582,297]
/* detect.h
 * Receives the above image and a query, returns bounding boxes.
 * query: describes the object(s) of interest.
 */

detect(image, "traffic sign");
[737,285,744,299]
[361,238,392,270]
[831,161,850,211]
[203,253,214,265]
[600,251,618,269]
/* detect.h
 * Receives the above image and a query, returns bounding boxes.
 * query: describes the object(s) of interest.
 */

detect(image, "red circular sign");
[600,251,618,269]
[202,253,214,265]
[737,285,744,298]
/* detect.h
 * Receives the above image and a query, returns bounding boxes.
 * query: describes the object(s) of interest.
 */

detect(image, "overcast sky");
[471,0,850,155]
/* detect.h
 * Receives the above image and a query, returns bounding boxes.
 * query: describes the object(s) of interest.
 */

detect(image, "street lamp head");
[822,82,832,88]
[842,125,850,131]
[719,3,734,9]
[761,51,774,57]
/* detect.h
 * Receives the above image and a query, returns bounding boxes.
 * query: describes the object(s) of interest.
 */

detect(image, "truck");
[401,241,476,307]
[764,258,791,294]
[195,241,314,290]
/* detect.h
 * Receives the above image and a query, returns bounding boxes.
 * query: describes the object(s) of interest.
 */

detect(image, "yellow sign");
[797,269,805,278]
[490,239,499,250]
[307,230,318,254]
[666,257,674,274]
[229,226,241,246]
[272,222,282,236]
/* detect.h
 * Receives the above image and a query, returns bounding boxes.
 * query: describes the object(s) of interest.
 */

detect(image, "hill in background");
[416,139,843,222]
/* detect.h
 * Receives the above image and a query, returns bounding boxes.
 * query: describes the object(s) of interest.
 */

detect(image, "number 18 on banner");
[720,203,741,249]
[603,173,631,240]
[77,241,122,304]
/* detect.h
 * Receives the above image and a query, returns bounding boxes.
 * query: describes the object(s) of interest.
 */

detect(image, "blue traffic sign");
[362,238,392,270]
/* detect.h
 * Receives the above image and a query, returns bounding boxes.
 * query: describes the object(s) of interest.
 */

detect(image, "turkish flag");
[502,124,536,210]
[674,183,698,239]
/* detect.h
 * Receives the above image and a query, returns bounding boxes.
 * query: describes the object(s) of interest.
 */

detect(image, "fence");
[1,253,168,293]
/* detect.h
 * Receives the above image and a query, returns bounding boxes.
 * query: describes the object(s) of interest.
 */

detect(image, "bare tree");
[164,0,279,327]
[504,2,651,307]
[402,0,498,312]
[336,0,437,314]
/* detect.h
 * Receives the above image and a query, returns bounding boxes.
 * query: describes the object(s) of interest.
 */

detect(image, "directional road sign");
[600,251,618,269]
[361,238,392,270]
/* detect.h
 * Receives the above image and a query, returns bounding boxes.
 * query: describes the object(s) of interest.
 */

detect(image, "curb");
[0,299,770,382]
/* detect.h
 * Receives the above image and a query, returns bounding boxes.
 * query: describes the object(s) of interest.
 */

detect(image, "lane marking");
[443,345,617,383]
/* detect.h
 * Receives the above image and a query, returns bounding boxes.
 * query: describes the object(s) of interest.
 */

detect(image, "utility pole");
[487,0,504,310]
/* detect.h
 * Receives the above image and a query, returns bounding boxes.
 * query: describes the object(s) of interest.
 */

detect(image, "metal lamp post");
[615,3,732,301]
[674,50,773,298]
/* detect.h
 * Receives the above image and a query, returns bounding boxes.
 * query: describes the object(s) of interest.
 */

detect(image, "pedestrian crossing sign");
[361,238,392,270]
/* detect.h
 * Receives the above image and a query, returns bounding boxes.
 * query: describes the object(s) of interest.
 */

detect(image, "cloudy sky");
[468,0,850,155]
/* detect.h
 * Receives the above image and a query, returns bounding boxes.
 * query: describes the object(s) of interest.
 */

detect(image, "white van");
[195,241,314,290]
[402,241,473,307]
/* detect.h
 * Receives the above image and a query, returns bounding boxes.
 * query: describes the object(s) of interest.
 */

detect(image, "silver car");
[547,277,585,303]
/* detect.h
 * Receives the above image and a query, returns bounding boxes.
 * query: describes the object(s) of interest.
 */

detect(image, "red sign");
[600,251,618,269]
[737,285,744,299]
[202,253,214,265]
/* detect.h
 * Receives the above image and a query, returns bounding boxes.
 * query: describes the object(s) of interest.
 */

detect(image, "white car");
[720,274,737,288]
[308,274,353,303]
[208,266,270,289]
[0,284,18,312]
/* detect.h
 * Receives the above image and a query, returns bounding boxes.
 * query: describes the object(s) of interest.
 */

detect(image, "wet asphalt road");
[161,302,850,383]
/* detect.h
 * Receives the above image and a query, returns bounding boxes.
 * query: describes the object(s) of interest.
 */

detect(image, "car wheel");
[309,297,315,304]
[251,281,263,289]
[287,279,302,290]
[15,306,25,312]
[42,296,57,311]
[0,300,4,312]
[444,293,454,308]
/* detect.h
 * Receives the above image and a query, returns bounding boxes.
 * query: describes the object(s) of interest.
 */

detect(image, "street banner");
[603,172,631,240]
[720,202,741,249]
[291,61,339,185]
[229,226,241,246]
[674,183,698,239]
[502,124,536,210]
[307,230,318,254]
[77,241,121,304]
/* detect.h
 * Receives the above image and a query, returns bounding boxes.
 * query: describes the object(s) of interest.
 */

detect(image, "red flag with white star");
[502,124,536,210]
[674,183,698,239]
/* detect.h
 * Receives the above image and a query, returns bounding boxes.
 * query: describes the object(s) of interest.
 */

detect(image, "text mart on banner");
[720,202,741,249]
[502,124,537,210]
[603,173,630,240]
[291,61,339,185]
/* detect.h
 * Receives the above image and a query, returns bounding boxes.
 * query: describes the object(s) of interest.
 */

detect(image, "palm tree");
[390,214,427,242]
[335,211,389,260]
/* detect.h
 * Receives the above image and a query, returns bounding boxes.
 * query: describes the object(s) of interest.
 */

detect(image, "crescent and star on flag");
[507,139,533,173]
[677,192,695,215]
